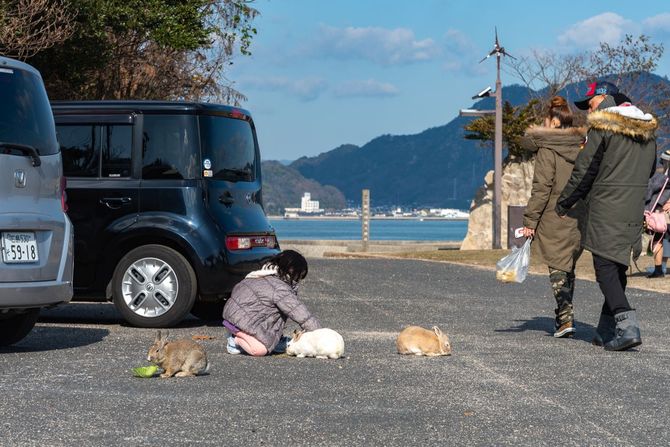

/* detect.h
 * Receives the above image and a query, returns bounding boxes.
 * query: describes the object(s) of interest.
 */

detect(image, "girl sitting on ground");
[223,250,321,356]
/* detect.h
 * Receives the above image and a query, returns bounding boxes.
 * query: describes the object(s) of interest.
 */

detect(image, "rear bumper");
[197,247,280,297]
[0,215,74,309]
[0,280,73,308]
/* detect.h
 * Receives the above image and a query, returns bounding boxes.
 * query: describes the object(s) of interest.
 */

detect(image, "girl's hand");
[521,226,535,237]
[663,201,670,212]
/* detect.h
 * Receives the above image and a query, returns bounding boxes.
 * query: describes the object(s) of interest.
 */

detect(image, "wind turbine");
[479,28,514,250]
[479,27,516,63]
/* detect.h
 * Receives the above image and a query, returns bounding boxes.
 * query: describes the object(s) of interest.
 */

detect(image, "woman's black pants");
[592,254,632,316]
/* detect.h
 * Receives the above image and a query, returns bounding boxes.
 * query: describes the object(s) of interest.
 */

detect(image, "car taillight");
[226,235,277,251]
[228,109,246,120]
[60,176,68,212]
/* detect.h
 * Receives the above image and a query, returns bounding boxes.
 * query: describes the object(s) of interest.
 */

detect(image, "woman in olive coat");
[521,96,586,338]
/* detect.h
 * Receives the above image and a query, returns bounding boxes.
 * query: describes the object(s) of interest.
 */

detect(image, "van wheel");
[190,300,225,322]
[0,309,40,346]
[112,245,197,328]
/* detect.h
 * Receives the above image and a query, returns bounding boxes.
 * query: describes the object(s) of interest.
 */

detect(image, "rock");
[460,158,534,250]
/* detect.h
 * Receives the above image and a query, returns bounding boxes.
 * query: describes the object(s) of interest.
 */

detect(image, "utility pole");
[475,28,515,249]
[493,46,503,250]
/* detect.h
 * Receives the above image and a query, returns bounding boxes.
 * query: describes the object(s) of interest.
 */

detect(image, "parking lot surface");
[1,258,669,446]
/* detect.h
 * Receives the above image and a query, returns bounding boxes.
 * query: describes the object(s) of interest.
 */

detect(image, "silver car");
[0,56,73,346]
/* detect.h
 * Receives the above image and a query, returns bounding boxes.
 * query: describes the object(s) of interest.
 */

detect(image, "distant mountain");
[270,75,668,209]
[261,160,346,215]
[289,85,533,208]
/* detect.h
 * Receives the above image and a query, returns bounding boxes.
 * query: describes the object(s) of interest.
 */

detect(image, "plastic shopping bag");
[495,238,531,283]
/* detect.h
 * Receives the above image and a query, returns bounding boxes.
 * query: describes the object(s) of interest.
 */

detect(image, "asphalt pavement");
[1,258,669,446]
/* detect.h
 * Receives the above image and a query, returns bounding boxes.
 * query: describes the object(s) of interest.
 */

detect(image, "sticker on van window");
[203,159,212,170]
[0,68,14,74]
[203,170,213,178]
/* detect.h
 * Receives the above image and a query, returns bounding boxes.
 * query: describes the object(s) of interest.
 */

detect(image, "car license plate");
[1,232,39,263]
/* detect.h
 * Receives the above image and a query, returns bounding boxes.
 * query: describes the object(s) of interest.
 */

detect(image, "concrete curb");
[279,239,461,258]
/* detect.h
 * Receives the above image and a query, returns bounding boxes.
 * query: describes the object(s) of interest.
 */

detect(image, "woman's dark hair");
[268,250,308,286]
[548,96,573,128]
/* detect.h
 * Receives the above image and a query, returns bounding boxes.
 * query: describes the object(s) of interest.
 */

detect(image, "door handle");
[100,197,132,209]
[219,192,234,206]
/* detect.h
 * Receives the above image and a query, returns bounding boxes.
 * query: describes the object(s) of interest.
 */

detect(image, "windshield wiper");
[0,142,41,167]
[219,167,252,179]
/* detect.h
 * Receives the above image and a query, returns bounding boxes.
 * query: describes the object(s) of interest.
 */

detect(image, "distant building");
[301,193,322,213]
[284,192,324,217]
[429,208,469,219]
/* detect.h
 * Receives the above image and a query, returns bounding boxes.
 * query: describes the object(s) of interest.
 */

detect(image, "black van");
[51,101,280,327]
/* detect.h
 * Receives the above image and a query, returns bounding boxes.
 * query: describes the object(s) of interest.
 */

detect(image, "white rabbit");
[286,328,344,359]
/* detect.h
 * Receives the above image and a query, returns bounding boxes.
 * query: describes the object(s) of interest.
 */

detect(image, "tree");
[0,0,75,59]
[579,34,669,145]
[27,0,258,103]
[464,99,539,163]
[493,34,667,150]
[506,49,584,101]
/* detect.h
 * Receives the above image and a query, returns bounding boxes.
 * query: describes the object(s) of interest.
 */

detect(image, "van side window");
[142,115,198,180]
[102,125,132,178]
[58,124,132,178]
[58,125,100,177]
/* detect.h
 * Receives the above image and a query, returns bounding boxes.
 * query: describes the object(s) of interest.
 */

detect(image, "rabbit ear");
[155,330,162,343]
[162,330,169,341]
[293,330,304,341]
[432,326,443,337]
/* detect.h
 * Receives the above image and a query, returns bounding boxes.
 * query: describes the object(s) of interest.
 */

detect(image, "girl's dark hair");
[548,96,573,128]
[268,250,308,285]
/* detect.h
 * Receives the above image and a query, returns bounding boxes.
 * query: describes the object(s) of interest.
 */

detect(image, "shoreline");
[268,215,469,221]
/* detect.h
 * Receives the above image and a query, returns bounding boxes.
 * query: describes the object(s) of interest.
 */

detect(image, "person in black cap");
[556,81,658,351]
[573,80,631,113]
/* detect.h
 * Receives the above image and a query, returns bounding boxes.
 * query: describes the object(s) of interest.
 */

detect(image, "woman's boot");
[591,312,616,346]
[604,310,642,351]
[550,268,575,338]
[554,303,575,338]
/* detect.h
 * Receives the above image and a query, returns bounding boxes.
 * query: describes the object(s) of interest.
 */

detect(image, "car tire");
[0,309,40,346]
[112,245,197,328]
[190,300,225,322]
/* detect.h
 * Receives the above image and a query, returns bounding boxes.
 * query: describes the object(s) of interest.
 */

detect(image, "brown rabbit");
[396,325,452,356]
[147,330,209,378]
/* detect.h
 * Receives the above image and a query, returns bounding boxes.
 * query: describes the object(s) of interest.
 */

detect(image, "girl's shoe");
[226,335,242,355]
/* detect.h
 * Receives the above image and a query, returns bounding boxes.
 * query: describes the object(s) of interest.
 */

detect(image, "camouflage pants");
[548,267,575,309]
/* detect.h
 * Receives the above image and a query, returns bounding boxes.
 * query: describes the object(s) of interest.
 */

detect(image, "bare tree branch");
[0,0,74,60]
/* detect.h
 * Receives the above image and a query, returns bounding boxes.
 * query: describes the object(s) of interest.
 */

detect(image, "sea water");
[269,218,468,241]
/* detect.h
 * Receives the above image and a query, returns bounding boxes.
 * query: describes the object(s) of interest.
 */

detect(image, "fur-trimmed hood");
[588,107,658,141]
[522,126,586,162]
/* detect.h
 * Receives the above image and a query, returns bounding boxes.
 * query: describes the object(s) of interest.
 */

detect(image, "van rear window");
[199,115,256,182]
[0,67,58,156]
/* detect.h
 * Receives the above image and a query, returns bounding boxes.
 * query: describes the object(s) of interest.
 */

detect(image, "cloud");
[308,25,440,65]
[557,12,638,50]
[241,76,328,101]
[442,29,488,76]
[643,13,670,35]
[333,79,400,98]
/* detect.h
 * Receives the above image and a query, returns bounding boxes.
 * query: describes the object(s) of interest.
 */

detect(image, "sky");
[228,0,670,162]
